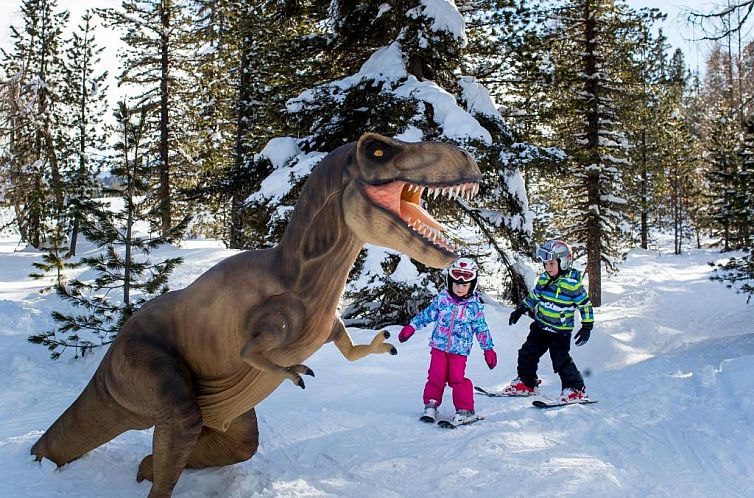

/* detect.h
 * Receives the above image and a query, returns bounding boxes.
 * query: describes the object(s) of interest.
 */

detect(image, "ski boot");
[559,386,588,403]
[501,377,540,396]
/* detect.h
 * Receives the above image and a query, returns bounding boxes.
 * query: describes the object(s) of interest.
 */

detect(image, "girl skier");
[398,257,497,425]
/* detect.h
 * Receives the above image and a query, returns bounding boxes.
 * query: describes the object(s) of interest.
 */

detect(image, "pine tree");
[699,45,743,250]
[177,0,240,240]
[710,114,754,300]
[543,0,652,306]
[245,1,533,326]
[27,10,110,290]
[621,22,667,249]
[61,10,109,256]
[661,50,704,255]
[29,101,185,359]
[97,0,196,237]
[179,1,320,248]
[0,0,69,249]
[463,1,568,243]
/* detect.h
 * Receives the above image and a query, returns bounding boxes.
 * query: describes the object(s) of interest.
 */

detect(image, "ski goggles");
[536,247,556,262]
[449,268,475,282]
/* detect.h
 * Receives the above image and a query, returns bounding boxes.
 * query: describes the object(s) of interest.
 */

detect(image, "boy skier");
[504,239,594,403]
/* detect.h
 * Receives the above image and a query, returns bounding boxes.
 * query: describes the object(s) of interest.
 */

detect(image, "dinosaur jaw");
[361,180,480,255]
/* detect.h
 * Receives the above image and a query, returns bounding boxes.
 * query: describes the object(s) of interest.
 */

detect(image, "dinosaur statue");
[31,132,482,497]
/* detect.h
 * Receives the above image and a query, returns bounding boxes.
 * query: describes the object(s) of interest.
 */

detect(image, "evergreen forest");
[1,0,753,358]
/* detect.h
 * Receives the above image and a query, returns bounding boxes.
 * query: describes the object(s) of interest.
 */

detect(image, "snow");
[407,0,467,47]
[285,40,492,144]
[458,76,502,120]
[1,229,753,497]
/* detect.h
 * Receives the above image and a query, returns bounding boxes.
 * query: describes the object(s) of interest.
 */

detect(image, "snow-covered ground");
[0,233,752,498]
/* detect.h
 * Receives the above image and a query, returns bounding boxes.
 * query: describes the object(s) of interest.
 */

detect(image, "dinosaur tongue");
[400,201,445,232]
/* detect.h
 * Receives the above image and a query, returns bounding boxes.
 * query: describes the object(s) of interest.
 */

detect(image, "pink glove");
[398,325,415,343]
[484,349,497,369]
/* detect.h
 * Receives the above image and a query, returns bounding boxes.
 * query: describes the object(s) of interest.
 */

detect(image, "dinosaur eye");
[364,139,396,163]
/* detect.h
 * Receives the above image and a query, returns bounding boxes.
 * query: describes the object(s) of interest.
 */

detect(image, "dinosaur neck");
[277,146,363,299]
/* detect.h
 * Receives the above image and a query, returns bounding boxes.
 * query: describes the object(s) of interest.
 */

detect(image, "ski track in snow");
[0,236,753,497]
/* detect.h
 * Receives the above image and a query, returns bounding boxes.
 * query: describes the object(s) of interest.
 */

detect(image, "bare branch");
[686,1,754,41]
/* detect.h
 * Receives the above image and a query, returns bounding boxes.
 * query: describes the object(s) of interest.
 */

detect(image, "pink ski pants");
[423,348,473,411]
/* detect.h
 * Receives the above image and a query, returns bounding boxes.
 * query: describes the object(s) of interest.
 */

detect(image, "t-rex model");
[31,132,481,497]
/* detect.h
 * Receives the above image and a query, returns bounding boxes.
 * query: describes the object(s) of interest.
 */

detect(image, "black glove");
[574,322,593,346]
[509,304,528,325]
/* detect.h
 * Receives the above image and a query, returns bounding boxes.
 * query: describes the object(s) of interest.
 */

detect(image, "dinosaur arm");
[329,317,397,361]
[239,298,313,388]
[240,339,314,389]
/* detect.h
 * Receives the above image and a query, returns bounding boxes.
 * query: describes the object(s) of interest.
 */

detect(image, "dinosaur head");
[342,132,482,268]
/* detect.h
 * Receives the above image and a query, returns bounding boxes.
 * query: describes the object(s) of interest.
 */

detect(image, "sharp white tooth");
[407,185,415,192]
[431,188,439,199]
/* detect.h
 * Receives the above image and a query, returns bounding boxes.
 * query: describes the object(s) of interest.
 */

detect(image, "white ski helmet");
[447,257,479,298]
[536,240,573,271]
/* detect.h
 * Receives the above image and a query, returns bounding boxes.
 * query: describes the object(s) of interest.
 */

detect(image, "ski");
[532,399,598,409]
[419,415,436,424]
[437,415,484,429]
[474,386,534,398]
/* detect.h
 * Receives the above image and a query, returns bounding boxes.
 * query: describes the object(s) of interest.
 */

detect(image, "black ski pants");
[517,321,584,390]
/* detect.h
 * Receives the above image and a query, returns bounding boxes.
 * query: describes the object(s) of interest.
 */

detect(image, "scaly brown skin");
[30,132,482,497]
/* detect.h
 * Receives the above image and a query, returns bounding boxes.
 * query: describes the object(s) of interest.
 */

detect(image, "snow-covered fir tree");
[462,1,569,243]
[243,0,535,327]
[544,0,645,306]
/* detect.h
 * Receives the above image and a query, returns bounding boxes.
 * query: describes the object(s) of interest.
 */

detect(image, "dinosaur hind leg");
[31,375,133,466]
[137,407,259,483]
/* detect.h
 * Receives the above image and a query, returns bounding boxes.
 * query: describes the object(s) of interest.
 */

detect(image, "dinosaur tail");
[31,368,130,466]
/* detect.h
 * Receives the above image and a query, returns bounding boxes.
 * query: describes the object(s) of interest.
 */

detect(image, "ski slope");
[0,235,752,498]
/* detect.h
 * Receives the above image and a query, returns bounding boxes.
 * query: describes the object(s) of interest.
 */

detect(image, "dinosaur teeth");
[405,216,454,251]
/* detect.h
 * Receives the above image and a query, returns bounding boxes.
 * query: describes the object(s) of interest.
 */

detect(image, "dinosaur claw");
[382,330,390,339]
[297,378,305,389]
[390,346,397,355]
[305,368,315,377]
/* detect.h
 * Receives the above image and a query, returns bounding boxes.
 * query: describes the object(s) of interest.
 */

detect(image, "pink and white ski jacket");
[409,290,494,356]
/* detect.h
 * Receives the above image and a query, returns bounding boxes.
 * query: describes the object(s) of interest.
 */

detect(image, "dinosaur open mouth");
[362,181,479,252]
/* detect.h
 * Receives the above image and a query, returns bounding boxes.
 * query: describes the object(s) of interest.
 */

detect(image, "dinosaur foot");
[285,364,315,389]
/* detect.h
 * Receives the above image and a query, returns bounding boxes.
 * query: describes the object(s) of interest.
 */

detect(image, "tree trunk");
[583,0,602,307]
[230,18,253,249]
[159,0,172,236]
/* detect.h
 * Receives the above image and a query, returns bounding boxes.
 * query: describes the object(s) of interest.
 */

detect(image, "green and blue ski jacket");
[522,268,594,334]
